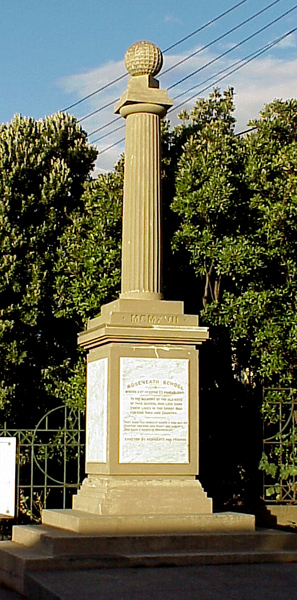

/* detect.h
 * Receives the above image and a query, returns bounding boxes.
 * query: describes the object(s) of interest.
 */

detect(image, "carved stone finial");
[124,41,163,77]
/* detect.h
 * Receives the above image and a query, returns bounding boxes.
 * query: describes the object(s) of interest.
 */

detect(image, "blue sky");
[1,0,296,172]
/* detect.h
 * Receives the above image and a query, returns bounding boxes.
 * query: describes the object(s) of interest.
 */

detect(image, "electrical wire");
[88,117,121,137]
[161,0,283,78]
[170,27,296,114]
[78,98,118,123]
[61,0,250,113]
[95,27,295,154]
[61,73,127,112]
[91,29,284,146]
[173,30,295,103]
[89,17,295,144]
[97,137,125,155]
[80,0,292,126]
[92,124,125,144]
[163,0,249,52]
[235,126,257,136]
[167,3,297,91]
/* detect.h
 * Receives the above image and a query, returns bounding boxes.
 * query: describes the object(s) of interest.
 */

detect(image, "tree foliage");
[171,91,297,504]
[0,113,97,423]
[54,159,123,325]
[172,90,297,390]
[52,162,123,411]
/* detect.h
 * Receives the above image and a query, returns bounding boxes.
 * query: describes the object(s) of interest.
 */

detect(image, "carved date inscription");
[131,314,178,325]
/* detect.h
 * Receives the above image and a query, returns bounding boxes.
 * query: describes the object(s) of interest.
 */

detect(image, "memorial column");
[114,41,173,299]
[121,108,163,299]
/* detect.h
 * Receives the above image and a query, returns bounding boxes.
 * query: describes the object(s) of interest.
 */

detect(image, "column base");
[120,291,164,301]
[71,476,212,516]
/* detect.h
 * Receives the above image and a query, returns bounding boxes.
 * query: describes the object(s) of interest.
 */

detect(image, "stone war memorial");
[41,40,253,535]
[9,42,297,599]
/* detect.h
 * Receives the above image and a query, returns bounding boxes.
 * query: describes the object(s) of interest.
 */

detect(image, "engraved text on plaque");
[119,357,189,463]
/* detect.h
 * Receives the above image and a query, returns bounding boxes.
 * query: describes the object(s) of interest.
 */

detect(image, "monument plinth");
[42,41,254,534]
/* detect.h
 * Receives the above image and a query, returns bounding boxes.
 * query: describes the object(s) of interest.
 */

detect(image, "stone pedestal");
[63,296,213,528]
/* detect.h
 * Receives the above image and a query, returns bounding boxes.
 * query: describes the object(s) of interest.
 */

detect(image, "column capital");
[114,74,173,116]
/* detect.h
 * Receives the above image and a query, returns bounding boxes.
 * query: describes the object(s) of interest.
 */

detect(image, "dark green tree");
[0,113,97,424]
[52,160,123,411]
[171,91,297,506]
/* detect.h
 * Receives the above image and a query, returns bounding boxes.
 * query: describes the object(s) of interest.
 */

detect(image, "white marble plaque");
[119,357,189,463]
[86,358,108,463]
[0,437,16,517]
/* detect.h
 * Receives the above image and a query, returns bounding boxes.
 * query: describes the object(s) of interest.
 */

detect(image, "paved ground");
[2,563,297,599]
[0,586,23,600]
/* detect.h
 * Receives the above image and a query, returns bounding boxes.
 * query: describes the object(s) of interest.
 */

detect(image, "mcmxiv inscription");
[119,357,189,463]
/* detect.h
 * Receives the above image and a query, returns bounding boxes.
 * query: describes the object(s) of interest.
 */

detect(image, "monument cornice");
[78,322,209,350]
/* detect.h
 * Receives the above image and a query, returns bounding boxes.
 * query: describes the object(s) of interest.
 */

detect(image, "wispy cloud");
[58,45,297,173]
[164,15,183,25]
[277,32,296,48]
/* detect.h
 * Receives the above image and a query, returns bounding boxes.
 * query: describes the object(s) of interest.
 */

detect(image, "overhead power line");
[170,27,297,114]
[93,27,295,146]
[61,73,127,112]
[89,5,296,142]
[92,124,125,144]
[173,28,296,104]
[61,0,250,113]
[78,98,117,123]
[80,0,290,126]
[167,3,297,92]
[235,126,257,136]
[161,0,283,78]
[92,30,281,146]
[95,26,295,154]
[97,137,126,156]
[88,117,120,137]
[162,0,249,52]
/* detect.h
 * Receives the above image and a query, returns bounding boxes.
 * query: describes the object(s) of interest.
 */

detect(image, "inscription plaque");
[119,357,189,463]
[86,358,108,463]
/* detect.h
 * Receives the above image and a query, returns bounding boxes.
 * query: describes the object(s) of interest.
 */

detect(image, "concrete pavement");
[1,563,296,599]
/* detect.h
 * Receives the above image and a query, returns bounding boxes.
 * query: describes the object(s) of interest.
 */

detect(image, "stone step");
[12,524,297,557]
[2,525,297,597]
[123,549,297,567]
[41,508,255,535]
[2,536,297,576]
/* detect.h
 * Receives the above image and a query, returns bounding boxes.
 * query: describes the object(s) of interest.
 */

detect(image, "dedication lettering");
[119,357,189,463]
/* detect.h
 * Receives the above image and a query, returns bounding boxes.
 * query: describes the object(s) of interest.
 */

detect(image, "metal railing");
[262,388,297,503]
[0,405,85,530]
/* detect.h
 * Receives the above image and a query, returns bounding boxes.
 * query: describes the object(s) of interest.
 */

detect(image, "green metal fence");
[262,388,297,503]
[0,405,85,536]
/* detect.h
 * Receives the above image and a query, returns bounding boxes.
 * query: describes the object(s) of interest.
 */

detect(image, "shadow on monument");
[198,328,263,515]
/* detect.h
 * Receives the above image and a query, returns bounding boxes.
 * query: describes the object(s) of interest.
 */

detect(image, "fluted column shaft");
[120,105,163,299]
